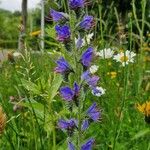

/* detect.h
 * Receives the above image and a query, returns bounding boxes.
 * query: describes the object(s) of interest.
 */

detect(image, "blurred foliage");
[0,9,20,43]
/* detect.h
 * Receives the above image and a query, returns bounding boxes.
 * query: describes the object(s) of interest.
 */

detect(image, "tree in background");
[18,0,28,51]
[22,0,27,33]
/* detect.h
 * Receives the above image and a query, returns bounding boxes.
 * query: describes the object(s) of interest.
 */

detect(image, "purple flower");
[60,87,74,101]
[58,119,77,136]
[87,102,100,121]
[54,57,72,74]
[59,82,80,102]
[73,82,80,97]
[68,142,75,150]
[68,138,94,150]
[55,25,71,42]
[58,119,76,129]
[82,119,89,131]
[76,37,83,49]
[91,86,106,97]
[79,15,95,30]
[87,75,99,87]
[50,9,68,22]
[81,71,90,80]
[82,71,100,87]
[69,0,85,10]
[81,47,93,67]
[81,138,95,150]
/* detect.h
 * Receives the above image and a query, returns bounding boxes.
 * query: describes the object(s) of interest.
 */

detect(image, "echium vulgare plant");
[50,0,103,149]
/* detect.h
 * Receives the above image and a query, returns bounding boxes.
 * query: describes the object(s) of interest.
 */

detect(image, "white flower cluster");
[113,50,136,66]
[89,65,99,74]
[88,65,106,97]
[96,48,136,66]
[75,33,94,47]
[92,86,106,97]
[96,48,114,59]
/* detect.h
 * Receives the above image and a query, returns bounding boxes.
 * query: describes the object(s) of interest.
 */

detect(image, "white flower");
[86,33,94,44]
[13,52,22,58]
[92,86,106,97]
[89,65,99,74]
[75,33,94,48]
[75,37,86,48]
[96,48,114,58]
[113,50,136,66]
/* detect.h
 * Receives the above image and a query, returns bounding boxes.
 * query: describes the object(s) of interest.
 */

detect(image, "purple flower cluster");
[79,15,95,30]
[68,138,95,150]
[50,1,101,150]
[58,119,77,136]
[50,9,68,22]
[55,25,71,42]
[69,0,85,10]
[82,71,100,87]
[81,47,94,67]
[54,57,72,74]
[60,82,80,104]
[87,102,101,121]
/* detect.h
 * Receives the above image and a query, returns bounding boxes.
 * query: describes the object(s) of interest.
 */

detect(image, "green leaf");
[45,26,56,39]
[48,0,59,10]
[21,79,41,95]
[45,40,59,47]
[20,99,44,119]
[49,73,63,101]
[131,128,150,140]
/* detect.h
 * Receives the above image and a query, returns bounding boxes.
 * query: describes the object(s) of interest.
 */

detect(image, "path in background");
[0,50,10,66]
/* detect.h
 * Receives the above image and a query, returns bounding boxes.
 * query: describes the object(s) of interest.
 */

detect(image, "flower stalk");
[51,1,101,149]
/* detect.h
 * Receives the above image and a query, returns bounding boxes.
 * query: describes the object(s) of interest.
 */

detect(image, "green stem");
[137,0,146,92]
[112,15,131,150]
[77,101,82,150]
[98,1,104,45]
[4,131,15,150]
[28,98,43,148]
[47,95,56,150]
[67,3,82,149]
[112,64,128,150]
[53,125,56,150]
[132,0,147,94]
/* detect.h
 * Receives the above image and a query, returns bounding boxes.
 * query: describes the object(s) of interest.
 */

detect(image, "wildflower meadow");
[0,0,150,149]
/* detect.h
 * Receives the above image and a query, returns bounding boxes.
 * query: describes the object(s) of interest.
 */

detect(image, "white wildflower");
[75,37,85,48]
[13,52,22,58]
[96,48,114,59]
[89,65,99,74]
[75,33,94,48]
[113,50,136,66]
[86,33,94,44]
[92,86,106,97]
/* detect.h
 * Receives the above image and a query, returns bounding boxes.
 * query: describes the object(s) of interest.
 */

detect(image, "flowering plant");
[50,1,103,149]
